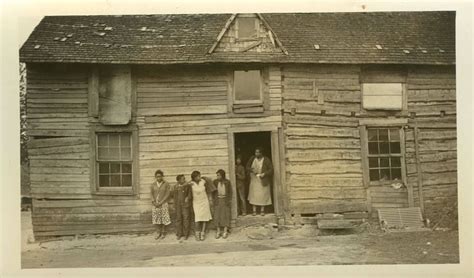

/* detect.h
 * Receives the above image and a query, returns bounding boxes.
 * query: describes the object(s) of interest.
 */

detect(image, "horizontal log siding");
[282,65,367,214]
[282,64,457,218]
[26,65,153,237]
[135,66,282,206]
[406,66,457,223]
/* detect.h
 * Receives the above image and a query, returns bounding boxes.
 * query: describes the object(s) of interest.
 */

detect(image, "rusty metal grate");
[378,207,424,229]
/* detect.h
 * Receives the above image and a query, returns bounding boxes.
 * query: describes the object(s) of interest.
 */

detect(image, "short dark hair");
[216,169,226,179]
[255,146,264,153]
[176,174,185,182]
[191,170,201,181]
[155,170,164,177]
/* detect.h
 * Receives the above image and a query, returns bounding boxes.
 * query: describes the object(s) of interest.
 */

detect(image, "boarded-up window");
[96,133,132,188]
[99,66,132,125]
[238,18,257,38]
[367,128,402,182]
[234,70,261,103]
[362,83,403,110]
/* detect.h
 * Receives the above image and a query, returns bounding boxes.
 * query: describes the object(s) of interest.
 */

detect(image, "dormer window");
[237,17,257,39]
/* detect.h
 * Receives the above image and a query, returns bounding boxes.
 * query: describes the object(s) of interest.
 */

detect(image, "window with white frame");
[362,83,403,110]
[233,70,262,103]
[366,128,402,182]
[96,132,133,189]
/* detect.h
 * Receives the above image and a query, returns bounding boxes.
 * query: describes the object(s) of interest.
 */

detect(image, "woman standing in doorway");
[246,147,273,216]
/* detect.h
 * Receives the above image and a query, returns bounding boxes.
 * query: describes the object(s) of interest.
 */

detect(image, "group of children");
[150,169,232,241]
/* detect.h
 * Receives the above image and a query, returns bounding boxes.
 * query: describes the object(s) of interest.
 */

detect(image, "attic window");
[237,18,257,38]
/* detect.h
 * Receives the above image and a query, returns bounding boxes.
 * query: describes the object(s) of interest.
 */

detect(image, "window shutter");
[99,65,132,125]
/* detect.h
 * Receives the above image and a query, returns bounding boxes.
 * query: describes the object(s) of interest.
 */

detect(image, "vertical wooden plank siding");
[278,127,290,221]
[227,130,238,224]
[413,123,425,213]
[88,67,99,117]
[400,127,414,207]
[271,130,281,216]
[359,125,372,214]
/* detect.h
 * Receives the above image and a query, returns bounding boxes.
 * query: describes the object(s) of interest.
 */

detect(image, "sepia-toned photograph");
[10,3,468,272]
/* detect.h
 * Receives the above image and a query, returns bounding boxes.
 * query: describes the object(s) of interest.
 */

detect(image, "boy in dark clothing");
[173,174,193,240]
[235,156,247,216]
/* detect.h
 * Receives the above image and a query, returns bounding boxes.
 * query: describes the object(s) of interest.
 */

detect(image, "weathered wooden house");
[20,12,457,238]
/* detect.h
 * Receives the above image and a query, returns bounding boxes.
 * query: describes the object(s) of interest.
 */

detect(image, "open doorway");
[234,131,274,215]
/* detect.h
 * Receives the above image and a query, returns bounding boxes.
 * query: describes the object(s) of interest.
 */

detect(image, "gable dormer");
[208,13,288,54]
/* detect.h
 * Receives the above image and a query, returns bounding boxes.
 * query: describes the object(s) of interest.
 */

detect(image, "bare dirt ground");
[21,212,459,268]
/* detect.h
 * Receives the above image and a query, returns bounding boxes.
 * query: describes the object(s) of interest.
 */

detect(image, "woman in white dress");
[189,170,216,241]
[246,147,273,216]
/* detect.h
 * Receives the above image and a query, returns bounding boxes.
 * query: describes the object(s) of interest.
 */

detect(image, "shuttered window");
[233,70,262,103]
[362,83,403,110]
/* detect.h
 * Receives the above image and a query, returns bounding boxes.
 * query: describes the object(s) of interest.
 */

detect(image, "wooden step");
[317,219,361,229]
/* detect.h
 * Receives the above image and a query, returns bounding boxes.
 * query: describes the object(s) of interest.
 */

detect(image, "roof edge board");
[207,14,237,54]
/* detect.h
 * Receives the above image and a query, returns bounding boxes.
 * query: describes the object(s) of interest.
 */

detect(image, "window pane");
[368,142,379,155]
[110,163,120,174]
[121,147,131,161]
[379,129,388,141]
[380,157,390,167]
[368,129,378,141]
[120,134,131,147]
[369,169,379,181]
[238,18,256,38]
[380,169,390,181]
[369,157,379,168]
[98,147,109,160]
[108,147,120,160]
[97,134,108,147]
[390,142,401,154]
[391,168,402,180]
[390,129,400,141]
[109,134,120,146]
[122,163,132,173]
[391,157,401,167]
[110,175,121,186]
[379,142,390,154]
[99,163,109,174]
[99,175,110,187]
[234,70,261,101]
[122,174,132,187]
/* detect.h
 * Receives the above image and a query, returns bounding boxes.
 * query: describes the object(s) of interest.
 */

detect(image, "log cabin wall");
[282,65,368,219]
[134,64,282,223]
[26,63,283,238]
[27,64,153,238]
[281,64,457,221]
[405,65,457,223]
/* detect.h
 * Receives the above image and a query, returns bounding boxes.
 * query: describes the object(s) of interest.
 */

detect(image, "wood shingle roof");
[20,12,455,65]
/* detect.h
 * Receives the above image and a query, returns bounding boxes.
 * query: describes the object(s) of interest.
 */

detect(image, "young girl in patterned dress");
[150,170,171,240]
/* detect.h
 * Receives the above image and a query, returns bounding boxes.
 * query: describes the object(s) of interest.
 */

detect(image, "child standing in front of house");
[173,174,192,241]
[213,169,233,239]
[235,156,247,216]
[150,170,171,240]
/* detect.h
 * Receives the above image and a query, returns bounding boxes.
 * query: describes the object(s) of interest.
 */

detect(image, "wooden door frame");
[227,126,283,224]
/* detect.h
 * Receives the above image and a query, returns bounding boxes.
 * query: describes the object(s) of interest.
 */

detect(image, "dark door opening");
[234,131,274,215]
